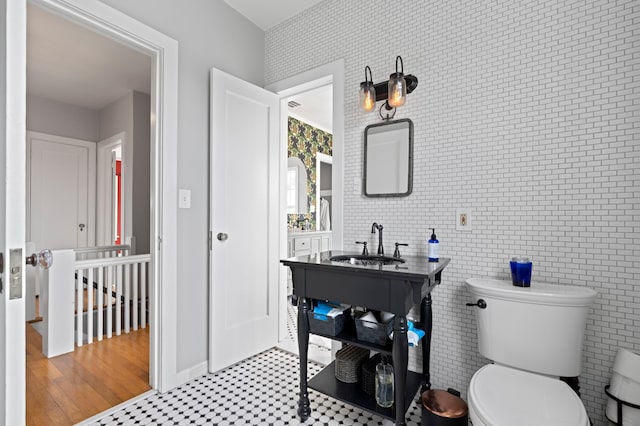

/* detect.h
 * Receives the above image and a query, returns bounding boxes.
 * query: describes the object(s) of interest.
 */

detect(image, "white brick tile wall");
[266,1,639,424]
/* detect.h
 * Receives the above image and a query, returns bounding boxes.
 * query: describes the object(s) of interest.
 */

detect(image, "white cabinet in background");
[287,230,332,258]
[294,236,311,256]
[320,234,331,252]
[286,231,332,294]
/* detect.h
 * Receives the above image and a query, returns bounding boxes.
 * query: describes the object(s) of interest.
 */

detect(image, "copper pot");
[421,389,468,426]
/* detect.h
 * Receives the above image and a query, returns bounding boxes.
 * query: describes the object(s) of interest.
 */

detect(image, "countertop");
[287,229,332,235]
[281,250,450,281]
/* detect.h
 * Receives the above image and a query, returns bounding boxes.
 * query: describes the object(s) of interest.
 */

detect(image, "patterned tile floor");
[88,348,423,425]
[88,301,423,425]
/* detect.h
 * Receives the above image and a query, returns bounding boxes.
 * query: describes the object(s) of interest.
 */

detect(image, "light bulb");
[387,73,406,108]
[359,82,376,112]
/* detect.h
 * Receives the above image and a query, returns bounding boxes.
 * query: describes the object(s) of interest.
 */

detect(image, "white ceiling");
[27,2,332,132]
[223,0,325,30]
[27,4,151,111]
[287,85,333,133]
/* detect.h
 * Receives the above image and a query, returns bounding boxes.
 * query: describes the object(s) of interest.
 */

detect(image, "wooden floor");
[26,323,151,426]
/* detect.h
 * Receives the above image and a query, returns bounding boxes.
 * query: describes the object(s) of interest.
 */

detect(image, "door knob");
[26,249,53,269]
[217,233,228,241]
[79,223,86,231]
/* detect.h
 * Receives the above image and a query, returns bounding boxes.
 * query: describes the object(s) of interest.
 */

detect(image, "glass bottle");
[375,359,394,408]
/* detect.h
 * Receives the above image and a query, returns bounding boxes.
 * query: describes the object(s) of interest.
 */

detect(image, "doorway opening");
[20,0,179,422]
[266,60,345,365]
[281,84,334,364]
[25,3,152,422]
[97,133,125,247]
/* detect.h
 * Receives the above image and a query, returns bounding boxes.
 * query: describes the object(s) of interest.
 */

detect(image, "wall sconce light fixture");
[359,56,418,120]
[359,66,376,113]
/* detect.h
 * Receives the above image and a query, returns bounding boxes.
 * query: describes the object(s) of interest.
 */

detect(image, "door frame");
[30,0,179,394]
[315,152,332,231]
[2,1,27,423]
[26,131,97,248]
[265,59,345,341]
[97,132,125,247]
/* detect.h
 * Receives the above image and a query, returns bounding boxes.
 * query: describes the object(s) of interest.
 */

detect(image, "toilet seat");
[468,364,589,426]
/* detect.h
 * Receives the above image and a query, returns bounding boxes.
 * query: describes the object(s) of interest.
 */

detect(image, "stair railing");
[75,253,150,347]
[34,245,149,358]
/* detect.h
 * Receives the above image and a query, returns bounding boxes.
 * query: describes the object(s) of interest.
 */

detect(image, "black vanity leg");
[420,294,433,392]
[392,315,409,426]
[297,297,311,421]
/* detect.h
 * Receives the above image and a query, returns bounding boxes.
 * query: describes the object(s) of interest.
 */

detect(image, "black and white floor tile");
[88,348,423,425]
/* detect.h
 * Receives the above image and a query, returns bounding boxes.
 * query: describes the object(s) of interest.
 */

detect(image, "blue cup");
[510,257,532,287]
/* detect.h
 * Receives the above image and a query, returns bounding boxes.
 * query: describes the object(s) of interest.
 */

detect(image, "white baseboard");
[176,360,209,384]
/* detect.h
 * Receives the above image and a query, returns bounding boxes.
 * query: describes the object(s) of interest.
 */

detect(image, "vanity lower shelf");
[310,330,393,356]
[310,322,426,357]
[308,361,422,422]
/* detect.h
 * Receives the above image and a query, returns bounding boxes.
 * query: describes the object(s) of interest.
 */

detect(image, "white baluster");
[76,268,84,347]
[132,263,139,331]
[97,266,104,341]
[86,268,94,344]
[116,264,122,335]
[106,265,113,339]
[141,263,147,329]
[124,263,130,333]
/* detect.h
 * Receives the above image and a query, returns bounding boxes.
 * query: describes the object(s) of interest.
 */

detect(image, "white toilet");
[465,277,597,426]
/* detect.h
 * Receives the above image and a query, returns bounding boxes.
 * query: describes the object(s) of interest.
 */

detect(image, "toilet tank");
[465,278,597,377]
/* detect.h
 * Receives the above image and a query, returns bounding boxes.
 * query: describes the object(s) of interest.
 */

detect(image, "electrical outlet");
[456,209,472,231]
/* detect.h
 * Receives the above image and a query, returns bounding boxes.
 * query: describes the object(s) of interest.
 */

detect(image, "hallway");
[26,323,150,425]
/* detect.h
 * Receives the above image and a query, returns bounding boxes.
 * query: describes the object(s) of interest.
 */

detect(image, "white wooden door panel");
[209,68,279,372]
[28,133,95,250]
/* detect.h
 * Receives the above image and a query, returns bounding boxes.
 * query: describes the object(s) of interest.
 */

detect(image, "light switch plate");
[456,209,472,231]
[179,189,191,209]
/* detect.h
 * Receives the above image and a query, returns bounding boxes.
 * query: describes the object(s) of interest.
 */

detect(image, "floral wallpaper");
[287,116,332,229]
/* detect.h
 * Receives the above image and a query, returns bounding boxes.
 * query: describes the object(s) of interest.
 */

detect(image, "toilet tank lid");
[465,278,597,306]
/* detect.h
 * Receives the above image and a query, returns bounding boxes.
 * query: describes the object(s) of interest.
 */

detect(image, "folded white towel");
[380,311,394,323]
[359,311,378,328]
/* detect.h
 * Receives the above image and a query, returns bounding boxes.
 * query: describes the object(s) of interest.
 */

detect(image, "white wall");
[99,92,134,251]
[98,91,151,254]
[266,1,639,425]
[98,92,131,141]
[26,94,99,141]
[98,0,265,372]
[132,91,150,254]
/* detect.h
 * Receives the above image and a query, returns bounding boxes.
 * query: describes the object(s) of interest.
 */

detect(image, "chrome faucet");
[371,222,384,255]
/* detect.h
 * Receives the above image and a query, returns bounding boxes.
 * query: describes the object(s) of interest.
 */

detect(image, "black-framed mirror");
[363,118,413,197]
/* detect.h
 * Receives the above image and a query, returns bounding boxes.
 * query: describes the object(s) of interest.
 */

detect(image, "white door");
[27,132,95,250]
[209,69,279,372]
[1,1,27,424]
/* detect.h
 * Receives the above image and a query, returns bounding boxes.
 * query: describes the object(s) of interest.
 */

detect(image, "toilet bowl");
[465,278,597,426]
[468,364,589,426]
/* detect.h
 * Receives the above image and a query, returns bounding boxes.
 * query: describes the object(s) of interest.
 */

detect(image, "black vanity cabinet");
[281,251,450,426]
